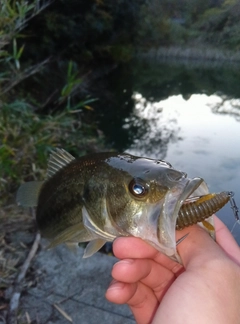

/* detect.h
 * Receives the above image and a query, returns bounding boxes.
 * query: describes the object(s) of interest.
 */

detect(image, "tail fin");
[16,181,44,207]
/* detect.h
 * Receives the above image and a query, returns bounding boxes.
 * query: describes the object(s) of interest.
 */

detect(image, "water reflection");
[123,92,180,158]
[96,60,240,151]
[210,96,240,121]
[125,93,240,242]
[96,60,240,241]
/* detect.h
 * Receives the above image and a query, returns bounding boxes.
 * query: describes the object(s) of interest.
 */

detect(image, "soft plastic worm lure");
[176,191,237,230]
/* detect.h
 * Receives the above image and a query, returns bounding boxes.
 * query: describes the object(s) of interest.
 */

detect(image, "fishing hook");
[176,233,189,246]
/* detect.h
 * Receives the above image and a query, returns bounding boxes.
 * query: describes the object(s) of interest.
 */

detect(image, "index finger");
[112,237,182,273]
[176,216,240,269]
[214,216,240,265]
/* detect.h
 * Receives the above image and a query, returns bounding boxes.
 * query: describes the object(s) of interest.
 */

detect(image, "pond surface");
[96,60,240,242]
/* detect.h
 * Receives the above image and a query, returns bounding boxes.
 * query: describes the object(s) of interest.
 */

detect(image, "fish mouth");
[157,177,209,262]
[178,177,209,206]
[170,177,210,225]
[161,177,209,227]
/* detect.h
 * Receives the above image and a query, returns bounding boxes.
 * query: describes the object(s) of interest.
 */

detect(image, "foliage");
[194,0,240,49]
[0,0,51,96]
[134,1,172,46]
[0,0,144,122]
[134,0,240,51]
[0,103,102,204]
[18,0,144,63]
[0,1,103,205]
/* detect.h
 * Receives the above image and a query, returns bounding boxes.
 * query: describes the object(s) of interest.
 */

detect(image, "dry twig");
[6,232,41,324]
[53,304,73,323]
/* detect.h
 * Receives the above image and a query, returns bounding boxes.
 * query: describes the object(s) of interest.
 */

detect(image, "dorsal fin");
[47,148,75,178]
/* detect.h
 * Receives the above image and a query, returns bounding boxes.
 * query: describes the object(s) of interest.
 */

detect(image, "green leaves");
[6,38,25,69]
[61,61,82,98]
[0,103,102,204]
[0,0,52,97]
[60,61,98,111]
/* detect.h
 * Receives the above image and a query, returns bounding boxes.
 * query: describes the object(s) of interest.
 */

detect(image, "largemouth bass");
[16,149,229,263]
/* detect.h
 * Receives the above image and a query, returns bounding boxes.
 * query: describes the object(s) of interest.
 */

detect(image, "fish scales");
[37,153,117,237]
[37,153,140,239]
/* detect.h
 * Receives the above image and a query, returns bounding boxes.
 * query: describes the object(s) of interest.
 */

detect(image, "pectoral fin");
[82,206,116,241]
[47,223,96,249]
[83,239,107,258]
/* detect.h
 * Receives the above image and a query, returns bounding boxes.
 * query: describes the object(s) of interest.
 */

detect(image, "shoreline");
[137,45,240,64]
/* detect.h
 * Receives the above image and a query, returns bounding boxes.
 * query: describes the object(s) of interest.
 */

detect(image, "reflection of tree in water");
[124,93,180,159]
[133,61,240,102]
[209,95,240,122]
[95,60,240,153]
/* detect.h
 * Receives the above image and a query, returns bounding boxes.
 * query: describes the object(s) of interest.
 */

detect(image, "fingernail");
[113,259,134,267]
[107,280,125,291]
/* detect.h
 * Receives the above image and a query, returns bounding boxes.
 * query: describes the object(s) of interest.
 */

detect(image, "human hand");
[105,216,240,324]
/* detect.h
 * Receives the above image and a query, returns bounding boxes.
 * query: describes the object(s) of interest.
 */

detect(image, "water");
[96,60,240,242]
[127,93,240,241]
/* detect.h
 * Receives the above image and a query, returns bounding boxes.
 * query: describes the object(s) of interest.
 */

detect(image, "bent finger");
[112,258,175,300]
[113,237,181,273]
[113,237,159,259]
[106,280,158,324]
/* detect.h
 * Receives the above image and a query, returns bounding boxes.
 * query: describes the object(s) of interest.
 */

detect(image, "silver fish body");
[17,149,211,262]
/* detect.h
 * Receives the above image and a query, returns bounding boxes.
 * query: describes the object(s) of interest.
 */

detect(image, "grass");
[0,103,104,206]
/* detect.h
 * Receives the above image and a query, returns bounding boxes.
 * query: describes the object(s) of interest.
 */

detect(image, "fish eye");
[129,178,148,198]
